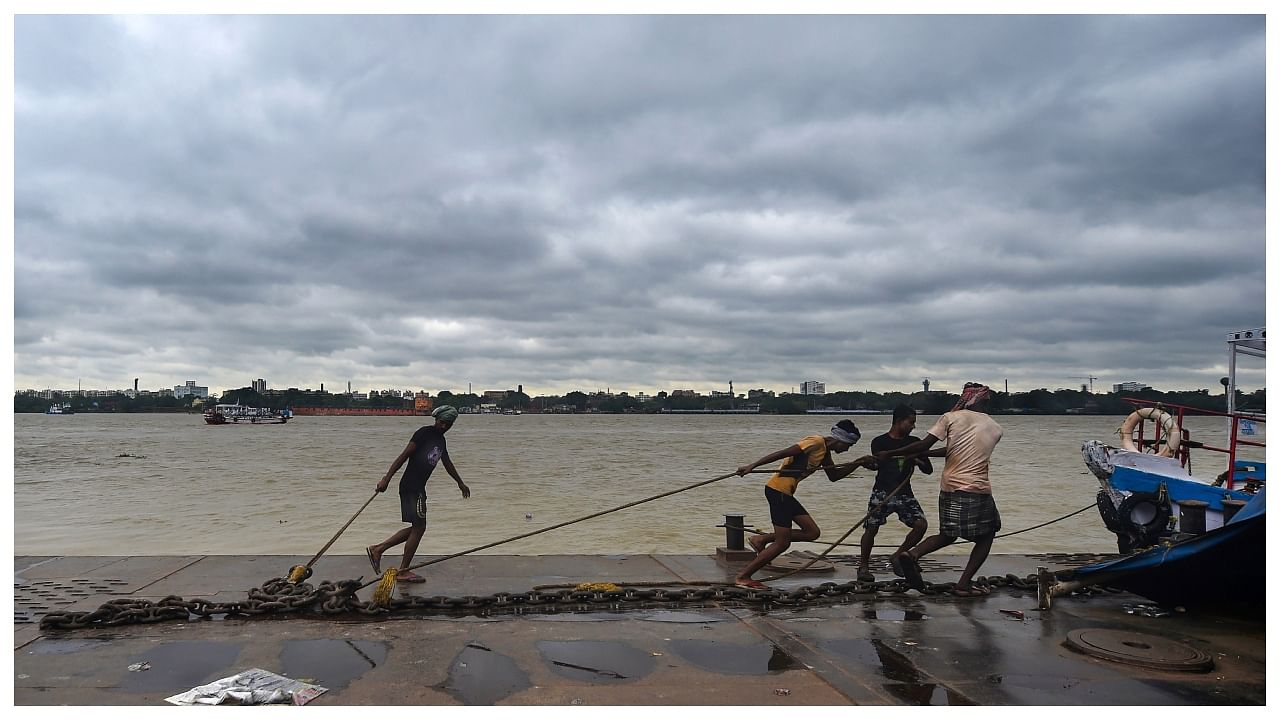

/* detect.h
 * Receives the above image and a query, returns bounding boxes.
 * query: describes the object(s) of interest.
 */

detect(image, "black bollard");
[1179,500,1208,535]
[724,513,746,550]
[1221,499,1247,524]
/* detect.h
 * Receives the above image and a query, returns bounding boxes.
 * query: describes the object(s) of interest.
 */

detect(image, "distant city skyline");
[14,372,1257,399]
[13,16,1266,398]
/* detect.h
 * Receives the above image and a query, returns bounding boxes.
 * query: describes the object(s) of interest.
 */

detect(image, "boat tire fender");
[1095,490,1128,535]
[1119,408,1181,457]
[1116,491,1171,548]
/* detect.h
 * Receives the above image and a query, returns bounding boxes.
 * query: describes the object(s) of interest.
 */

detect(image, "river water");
[13,412,1264,557]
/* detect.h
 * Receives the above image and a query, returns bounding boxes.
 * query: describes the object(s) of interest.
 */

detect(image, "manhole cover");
[1064,629,1213,672]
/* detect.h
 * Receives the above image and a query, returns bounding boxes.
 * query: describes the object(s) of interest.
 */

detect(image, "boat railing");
[1121,398,1264,490]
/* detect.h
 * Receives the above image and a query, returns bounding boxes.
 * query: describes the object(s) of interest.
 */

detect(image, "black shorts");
[765,487,810,528]
[399,487,427,526]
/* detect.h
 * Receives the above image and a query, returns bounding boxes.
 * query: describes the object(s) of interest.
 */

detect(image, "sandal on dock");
[951,585,990,598]
[396,570,426,583]
[734,579,768,590]
[365,547,381,574]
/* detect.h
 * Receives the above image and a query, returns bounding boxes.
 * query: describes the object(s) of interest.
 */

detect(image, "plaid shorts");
[865,489,926,529]
[938,491,1001,540]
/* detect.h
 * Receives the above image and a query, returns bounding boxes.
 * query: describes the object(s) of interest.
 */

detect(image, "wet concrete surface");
[12,553,1266,705]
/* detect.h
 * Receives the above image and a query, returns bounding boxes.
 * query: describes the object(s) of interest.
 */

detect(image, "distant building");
[173,381,209,399]
[1113,382,1152,393]
[800,381,825,395]
[483,390,510,402]
[748,388,774,399]
[252,378,266,393]
[414,392,433,413]
[671,389,699,397]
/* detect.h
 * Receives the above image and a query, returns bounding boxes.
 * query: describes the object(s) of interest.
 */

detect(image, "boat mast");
[1226,328,1264,418]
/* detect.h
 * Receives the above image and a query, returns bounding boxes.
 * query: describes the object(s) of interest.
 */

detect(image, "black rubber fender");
[1117,491,1171,547]
[1095,490,1128,535]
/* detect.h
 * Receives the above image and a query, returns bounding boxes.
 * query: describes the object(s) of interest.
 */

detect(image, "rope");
[359,465,802,591]
[757,466,915,582]
[287,491,380,582]
[736,502,1096,547]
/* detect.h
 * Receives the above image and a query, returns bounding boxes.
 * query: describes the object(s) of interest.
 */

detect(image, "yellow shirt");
[765,435,829,496]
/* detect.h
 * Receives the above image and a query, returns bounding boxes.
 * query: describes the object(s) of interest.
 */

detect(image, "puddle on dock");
[667,639,799,675]
[26,638,112,655]
[279,639,389,691]
[821,638,971,706]
[884,682,972,705]
[115,641,242,694]
[441,642,531,705]
[537,640,655,683]
[862,609,929,621]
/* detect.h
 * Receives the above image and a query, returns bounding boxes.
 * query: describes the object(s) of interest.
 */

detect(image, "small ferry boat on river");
[204,402,293,425]
[45,403,74,415]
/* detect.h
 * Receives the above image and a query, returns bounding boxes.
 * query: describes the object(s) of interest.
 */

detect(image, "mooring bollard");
[1221,499,1247,524]
[716,512,757,564]
[724,513,746,550]
[1178,500,1208,535]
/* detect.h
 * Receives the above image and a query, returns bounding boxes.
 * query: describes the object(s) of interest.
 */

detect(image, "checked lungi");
[938,490,1001,540]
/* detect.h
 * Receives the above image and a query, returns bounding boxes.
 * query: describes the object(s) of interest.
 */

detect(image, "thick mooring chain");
[39,572,1116,630]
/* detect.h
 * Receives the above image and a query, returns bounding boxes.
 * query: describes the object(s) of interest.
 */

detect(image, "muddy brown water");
[14,413,1261,556]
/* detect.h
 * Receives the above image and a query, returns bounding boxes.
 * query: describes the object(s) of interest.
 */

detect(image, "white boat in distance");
[204,402,292,425]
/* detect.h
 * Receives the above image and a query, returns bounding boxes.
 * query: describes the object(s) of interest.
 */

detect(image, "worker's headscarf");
[433,405,459,425]
[953,383,993,411]
[830,420,861,445]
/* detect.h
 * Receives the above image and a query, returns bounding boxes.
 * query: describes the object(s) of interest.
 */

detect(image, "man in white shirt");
[875,383,1003,597]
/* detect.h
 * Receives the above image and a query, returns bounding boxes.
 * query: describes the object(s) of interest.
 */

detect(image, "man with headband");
[875,383,1003,597]
[366,405,471,583]
[731,419,875,589]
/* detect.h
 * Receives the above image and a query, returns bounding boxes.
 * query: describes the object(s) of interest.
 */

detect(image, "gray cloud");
[13,15,1266,396]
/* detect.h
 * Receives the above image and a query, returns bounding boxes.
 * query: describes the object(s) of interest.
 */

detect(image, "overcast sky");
[11,14,1267,397]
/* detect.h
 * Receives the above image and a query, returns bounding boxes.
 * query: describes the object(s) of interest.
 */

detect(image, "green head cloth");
[433,405,459,425]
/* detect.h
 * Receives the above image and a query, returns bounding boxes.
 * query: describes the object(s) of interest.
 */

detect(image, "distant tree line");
[15,386,1266,416]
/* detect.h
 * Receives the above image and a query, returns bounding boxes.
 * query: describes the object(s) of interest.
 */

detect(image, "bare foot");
[366,546,382,573]
[748,534,768,553]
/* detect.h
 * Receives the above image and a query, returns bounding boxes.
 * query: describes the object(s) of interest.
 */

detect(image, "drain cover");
[1064,629,1213,672]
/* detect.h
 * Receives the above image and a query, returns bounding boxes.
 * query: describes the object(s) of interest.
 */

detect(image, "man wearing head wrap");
[366,405,470,583]
[730,419,876,589]
[875,383,1003,597]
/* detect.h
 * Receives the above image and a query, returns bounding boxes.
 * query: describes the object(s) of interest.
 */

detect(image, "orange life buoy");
[1119,408,1181,457]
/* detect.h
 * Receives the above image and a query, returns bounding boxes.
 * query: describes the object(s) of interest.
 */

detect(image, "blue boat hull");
[1068,488,1265,606]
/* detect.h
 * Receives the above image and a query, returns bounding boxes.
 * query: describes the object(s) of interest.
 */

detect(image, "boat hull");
[1065,494,1265,606]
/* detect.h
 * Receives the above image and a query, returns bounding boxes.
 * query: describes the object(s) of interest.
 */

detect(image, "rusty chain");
[38,572,1121,631]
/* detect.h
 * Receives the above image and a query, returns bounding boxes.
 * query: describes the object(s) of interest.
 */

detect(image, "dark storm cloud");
[13,14,1266,396]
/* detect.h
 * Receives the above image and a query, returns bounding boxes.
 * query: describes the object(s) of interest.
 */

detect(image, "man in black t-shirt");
[366,405,470,583]
[857,405,936,582]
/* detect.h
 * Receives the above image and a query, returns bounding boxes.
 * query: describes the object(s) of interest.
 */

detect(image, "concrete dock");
[14,552,1265,705]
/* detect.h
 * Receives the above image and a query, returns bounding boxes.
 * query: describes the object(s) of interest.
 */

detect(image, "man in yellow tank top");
[731,419,875,589]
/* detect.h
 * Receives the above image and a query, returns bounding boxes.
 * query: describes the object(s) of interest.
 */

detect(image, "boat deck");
[14,553,1265,705]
